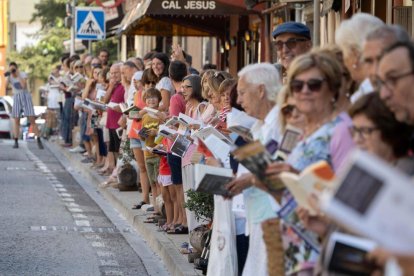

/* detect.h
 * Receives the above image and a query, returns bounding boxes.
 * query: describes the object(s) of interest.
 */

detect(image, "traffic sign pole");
[70,0,76,55]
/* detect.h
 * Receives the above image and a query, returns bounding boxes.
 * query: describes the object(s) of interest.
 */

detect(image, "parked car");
[0,96,13,138]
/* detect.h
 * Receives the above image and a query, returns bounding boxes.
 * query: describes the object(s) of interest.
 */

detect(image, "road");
[0,139,168,276]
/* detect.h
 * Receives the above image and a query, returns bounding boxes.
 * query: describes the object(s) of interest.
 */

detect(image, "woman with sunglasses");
[264,49,355,275]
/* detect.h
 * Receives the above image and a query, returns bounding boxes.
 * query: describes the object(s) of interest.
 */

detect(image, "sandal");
[143,217,158,223]
[167,225,189,235]
[132,201,147,210]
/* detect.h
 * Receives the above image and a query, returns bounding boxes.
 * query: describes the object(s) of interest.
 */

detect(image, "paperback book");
[194,164,233,196]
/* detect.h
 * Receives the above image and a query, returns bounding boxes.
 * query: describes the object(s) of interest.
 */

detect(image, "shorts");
[12,92,36,118]
[130,138,145,149]
[167,153,182,185]
[145,156,160,186]
[158,174,172,187]
[108,128,121,152]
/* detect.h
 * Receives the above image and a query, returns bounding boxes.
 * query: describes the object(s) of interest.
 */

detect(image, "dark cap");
[272,22,311,39]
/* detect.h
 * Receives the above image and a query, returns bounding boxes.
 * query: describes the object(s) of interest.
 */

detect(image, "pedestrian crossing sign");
[75,7,106,40]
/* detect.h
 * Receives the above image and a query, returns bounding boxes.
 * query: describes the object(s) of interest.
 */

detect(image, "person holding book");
[225,63,282,276]
[152,53,174,112]
[165,60,187,232]
[129,69,157,209]
[140,88,163,216]
[173,74,207,236]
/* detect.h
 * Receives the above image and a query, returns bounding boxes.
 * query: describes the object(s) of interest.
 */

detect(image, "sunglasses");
[290,78,325,93]
[281,104,297,117]
[274,38,308,51]
[91,63,102,68]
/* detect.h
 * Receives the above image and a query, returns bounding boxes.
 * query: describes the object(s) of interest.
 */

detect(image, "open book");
[194,164,233,196]
[279,160,334,214]
[158,125,178,140]
[226,108,261,141]
[275,124,303,160]
[146,146,168,156]
[170,135,192,157]
[143,107,160,117]
[120,103,140,115]
[324,232,377,276]
[321,150,414,254]
[232,141,285,191]
[178,113,202,127]
[191,126,233,145]
[165,116,179,127]
[83,98,107,111]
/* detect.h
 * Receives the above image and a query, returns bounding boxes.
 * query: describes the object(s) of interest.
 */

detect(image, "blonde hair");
[287,49,343,100]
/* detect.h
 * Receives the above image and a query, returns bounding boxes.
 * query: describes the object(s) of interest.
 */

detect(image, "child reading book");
[140,88,162,213]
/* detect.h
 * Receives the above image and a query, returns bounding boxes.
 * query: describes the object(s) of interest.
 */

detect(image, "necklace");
[303,112,335,139]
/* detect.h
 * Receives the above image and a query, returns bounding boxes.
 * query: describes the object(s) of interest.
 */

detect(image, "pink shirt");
[330,112,355,172]
[167,92,186,151]
[106,83,125,129]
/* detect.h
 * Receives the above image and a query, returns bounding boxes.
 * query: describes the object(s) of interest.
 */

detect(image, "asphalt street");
[0,139,168,276]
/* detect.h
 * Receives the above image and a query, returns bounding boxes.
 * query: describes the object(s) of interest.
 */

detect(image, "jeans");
[61,96,74,144]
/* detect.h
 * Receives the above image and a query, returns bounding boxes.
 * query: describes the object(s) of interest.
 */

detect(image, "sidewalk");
[45,140,200,276]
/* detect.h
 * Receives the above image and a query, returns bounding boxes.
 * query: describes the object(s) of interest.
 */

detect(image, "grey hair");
[237,63,282,102]
[365,24,411,45]
[335,13,384,55]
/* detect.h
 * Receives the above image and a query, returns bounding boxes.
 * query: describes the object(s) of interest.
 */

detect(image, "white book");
[178,112,202,127]
[324,232,377,275]
[194,164,233,196]
[165,116,179,127]
[158,124,178,140]
[143,107,160,117]
[321,150,414,254]
[203,134,231,163]
[191,126,233,145]
[226,108,260,141]
[84,98,107,111]
[106,102,119,109]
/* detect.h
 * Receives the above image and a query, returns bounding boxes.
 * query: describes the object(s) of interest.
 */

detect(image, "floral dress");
[279,114,353,275]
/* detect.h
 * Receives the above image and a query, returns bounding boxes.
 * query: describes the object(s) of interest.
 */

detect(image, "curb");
[45,140,200,276]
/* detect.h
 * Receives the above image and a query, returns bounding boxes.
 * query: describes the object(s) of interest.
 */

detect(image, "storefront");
[118,0,264,75]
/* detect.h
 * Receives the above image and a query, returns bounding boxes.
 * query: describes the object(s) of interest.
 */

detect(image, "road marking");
[100,259,119,266]
[57,188,67,192]
[75,220,90,227]
[65,203,79,207]
[97,251,115,257]
[63,198,75,202]
[103,270,123,276]
[68,208,83,213]
[59,193,72,197]
[72,213,87,219]
[91,241,105,248]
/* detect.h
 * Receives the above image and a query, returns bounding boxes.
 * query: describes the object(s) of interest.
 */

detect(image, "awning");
[118,0,259,37]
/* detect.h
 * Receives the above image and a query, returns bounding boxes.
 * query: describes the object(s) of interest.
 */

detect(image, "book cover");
[325,232,377,275]
[138,127,149,139]
[194,164,233,196]
[158,125,178,140]
[120,103,140,115]
[226,108,261,141]
[170,135,192,157]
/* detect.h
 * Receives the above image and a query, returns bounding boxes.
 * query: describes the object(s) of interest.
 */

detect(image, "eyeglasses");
[349,126,379,139]
[274,38,308,51]
[290,78,325,94]
[281,104,297,117]
[375,70,414,91]
[91,63,102,68]
[181,85,192,89]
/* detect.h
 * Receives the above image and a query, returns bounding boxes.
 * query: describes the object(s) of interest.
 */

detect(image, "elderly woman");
[151,53,174,111]
[265,49,355,275]
[335,13,383,102]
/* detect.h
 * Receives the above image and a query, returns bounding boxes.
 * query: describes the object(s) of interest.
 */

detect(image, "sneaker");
[37,137,44,150]
[69,146,86,153]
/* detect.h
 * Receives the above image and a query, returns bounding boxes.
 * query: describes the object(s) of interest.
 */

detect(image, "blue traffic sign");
[75,7,106,40]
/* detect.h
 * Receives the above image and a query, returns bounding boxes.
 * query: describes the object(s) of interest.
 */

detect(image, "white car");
[0,96,13,138]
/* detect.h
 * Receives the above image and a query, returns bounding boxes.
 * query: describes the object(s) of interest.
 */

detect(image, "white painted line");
[59,193,72,197]
[41,226,47,230]
[30,226,41,231]
[103,270,123,276]
[91,241,105,247]
[72,213,87,219]
[68,208,83,213]
[65,203,79,207]
[62,198,75,202]
[97,251,115,257]
[80,227,94,233]
[57,188,67,192]
[84,234,101,240]
[75,220,90,227]
[100,260,119,266]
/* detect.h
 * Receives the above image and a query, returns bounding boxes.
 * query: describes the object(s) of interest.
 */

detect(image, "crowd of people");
[15,12,414,276]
